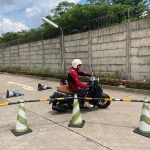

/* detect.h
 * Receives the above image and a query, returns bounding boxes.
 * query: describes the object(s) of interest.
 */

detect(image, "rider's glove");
[88,73,92,77]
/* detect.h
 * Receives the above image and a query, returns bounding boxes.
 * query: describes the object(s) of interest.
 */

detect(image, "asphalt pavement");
[0,73,150,150]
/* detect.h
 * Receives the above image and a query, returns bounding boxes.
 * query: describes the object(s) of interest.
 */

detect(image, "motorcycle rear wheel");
[52,101,68,112]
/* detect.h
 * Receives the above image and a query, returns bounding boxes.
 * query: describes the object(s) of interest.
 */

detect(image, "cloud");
[26,7,41,18]
[0,0,29,14]
[25,0,80,26]
[25,0,80,18]
[0,17,29,35]
[0,0,80,35]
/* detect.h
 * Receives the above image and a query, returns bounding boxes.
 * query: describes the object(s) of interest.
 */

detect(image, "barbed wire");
[88,10,128,30]
[63,7,150,34]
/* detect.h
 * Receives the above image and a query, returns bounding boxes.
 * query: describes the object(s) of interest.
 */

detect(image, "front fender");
[101,92,110,98]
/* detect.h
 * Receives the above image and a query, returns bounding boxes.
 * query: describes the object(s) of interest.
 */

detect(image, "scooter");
[50,76,111,112]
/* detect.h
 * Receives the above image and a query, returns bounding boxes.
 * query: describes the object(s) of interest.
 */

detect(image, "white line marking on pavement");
[8,81,17,84]
[7,81,36,91]
[22,87,36,91]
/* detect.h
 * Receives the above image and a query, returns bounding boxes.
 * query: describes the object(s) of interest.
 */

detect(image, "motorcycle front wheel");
[96,92,111,108]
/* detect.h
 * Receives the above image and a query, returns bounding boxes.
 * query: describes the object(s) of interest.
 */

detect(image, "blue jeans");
[76,87,89,93]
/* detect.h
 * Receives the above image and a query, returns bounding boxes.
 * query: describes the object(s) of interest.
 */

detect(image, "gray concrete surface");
[0,73,150,150]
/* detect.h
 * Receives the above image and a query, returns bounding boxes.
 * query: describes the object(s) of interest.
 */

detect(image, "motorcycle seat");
[57,85,74,94]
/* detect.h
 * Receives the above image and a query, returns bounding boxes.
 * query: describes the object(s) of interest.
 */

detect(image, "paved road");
[0,73,150,150]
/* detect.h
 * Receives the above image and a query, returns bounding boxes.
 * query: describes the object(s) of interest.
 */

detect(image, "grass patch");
[0,66,67,80]
[0,66,149,90]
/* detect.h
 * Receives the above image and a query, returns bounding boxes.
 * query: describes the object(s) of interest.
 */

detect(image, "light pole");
[42,17,64,71]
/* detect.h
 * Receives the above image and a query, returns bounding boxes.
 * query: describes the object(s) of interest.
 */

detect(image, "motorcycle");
[50,76,111,112]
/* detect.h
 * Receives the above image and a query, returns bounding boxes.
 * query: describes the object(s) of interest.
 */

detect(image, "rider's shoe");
[79,102,85,108]
[83,102,93,108]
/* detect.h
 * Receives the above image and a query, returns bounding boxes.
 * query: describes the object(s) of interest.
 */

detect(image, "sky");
[0,0,87,35]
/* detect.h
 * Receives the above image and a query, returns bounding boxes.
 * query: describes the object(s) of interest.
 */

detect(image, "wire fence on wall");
[64,7,150,34]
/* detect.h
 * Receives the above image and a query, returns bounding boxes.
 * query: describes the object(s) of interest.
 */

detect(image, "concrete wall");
[91,24,127,74]
[0,18,150,80]
[64,32,89,71]
[0,38,61,72]
[130,19,150,80]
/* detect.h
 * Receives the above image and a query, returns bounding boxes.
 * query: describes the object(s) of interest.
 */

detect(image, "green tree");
[51,1,75,18]
[1,32,18,42]
[87,0,99,3]
[0,0,149,44]
[87,0,111,4]
[111,0,149,7]
[0,37,3,44]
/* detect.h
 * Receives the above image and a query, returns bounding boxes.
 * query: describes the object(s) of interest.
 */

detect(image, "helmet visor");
[78,64,82,67]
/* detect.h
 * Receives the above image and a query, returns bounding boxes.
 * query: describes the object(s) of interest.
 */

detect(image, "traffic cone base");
[133,128,150,138]
[68,120,85,128]
[11,128,32,136]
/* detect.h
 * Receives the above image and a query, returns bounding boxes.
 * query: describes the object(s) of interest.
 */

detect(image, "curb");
[1,72,60,82]
[102,85,150,96]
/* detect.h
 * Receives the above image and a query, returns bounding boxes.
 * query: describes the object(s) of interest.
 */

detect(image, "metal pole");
[17,39,20,68]
[2,43,4,66]
[88,23,92,72]
[9,42,11,67]
[28,40,31,70]
[0,97,150,107]
[126,9,131,79]
[59,26,65,72]
[41,32,45,69]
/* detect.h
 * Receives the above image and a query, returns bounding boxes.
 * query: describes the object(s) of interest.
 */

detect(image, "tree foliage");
[87,0,111,4]
[0,0,149,44]
[112,0,149,6]
[51,1,75,18]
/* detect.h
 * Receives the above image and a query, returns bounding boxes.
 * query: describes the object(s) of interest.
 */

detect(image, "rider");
[67,59,91,93]
[67,59,93,108]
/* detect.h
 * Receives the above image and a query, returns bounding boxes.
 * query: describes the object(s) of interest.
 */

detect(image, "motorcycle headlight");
[90,76,95,81]
[97,77,99,83]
